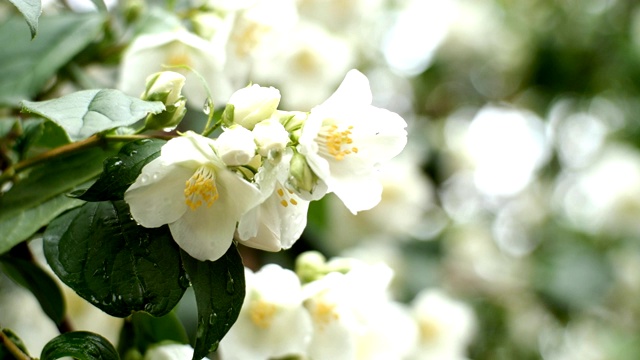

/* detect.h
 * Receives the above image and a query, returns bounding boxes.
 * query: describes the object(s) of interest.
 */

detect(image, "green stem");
[0,330,31,360]
[0,133,174,184]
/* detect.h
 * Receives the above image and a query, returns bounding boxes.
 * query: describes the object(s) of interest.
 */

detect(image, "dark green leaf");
[41,331,119,360]
[180,245,245,360]
[0,255,65,325]
[0,328,31,359]
[0,148,110,255]
[22,89,165,142]
[117,311,189,358]
[0,13,105,107]
[7,0,41,39]
[75,138,166,201]
[44,200,188,318]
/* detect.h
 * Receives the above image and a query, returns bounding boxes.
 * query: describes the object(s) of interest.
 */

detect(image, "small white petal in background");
[464,105,549,197]
[554,144,640,237]
[251,20,355,111]
[118,29,232,107]
[382,0,457,77]
[408,289,476,360]
[218,265,312,360]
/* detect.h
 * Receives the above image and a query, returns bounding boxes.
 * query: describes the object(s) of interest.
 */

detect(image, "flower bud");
[227,84,280,130]
[142,71,185,105]
[141,71,187,130]
[252,118,290,157]
[216,125,257,166]
[294,251,327,283]
[288,151,316,194]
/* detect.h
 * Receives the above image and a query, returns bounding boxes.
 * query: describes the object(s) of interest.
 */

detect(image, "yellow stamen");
[184,166,218,210]
[276,185,299,207]
[250,299,277,329]
[311,300,339,329]
[317,124,359,161]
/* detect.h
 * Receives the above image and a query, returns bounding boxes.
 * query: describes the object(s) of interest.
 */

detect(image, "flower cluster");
[124,69,408,261]
[217,252,475,360]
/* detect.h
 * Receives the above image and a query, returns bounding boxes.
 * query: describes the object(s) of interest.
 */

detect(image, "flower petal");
[330,172,383,214]
[169,202,236,261]
[124,159,192,227]
[318,69,372,109]
[161,132,218,166]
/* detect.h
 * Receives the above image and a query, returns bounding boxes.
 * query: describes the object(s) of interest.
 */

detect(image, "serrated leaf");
[41,331,119,360]
[0,13,104,107]
[180,245,245,360]
[0,148,110,255]
[44,200,188,318]
[22,89,165,142]
[75,138,166,201]
[7,0,41,39]
[0,255,65,325]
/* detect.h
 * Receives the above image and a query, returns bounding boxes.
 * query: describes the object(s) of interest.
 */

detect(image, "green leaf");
[0,328,31,359]
[0,148,110,255]
[22,89,165,142]
[0,254,66,325]
[0,13,105,107]
[7,0,41,39]
[180,245,245,360]
[19,119,71,155]
[0,193,83,256]
[44,200,189,318]
[75,138,166,201]
[41,331,119,360]
[117,311,189,358]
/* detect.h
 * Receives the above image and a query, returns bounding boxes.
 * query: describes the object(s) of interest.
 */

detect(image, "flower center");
[316,123,359,161]
[184,166,219,210]
[276,185,298,208]
[250,299,277,329]
[310,300,339,330]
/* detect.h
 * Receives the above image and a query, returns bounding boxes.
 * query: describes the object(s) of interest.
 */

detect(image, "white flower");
[302,260,418,360]
[408,289,476,360]
[124,131,262,261]
[237,150,309,251]
[144,344,206,360]
[219,265,313,360]
[228,84,281,129]
[216,125,257,166]
[118,29,232,107]
[250,20,355,111]
[252,119,290,157]
[298,69,408,214]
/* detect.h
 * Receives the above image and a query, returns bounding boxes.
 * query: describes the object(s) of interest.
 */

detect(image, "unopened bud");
[295,251,327,284]
[142,71,187,130]
[227,84,280,130]
[252,118,290,157]
[142,71,185,105]
[216,125,256,166]
[288,152,316,194]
